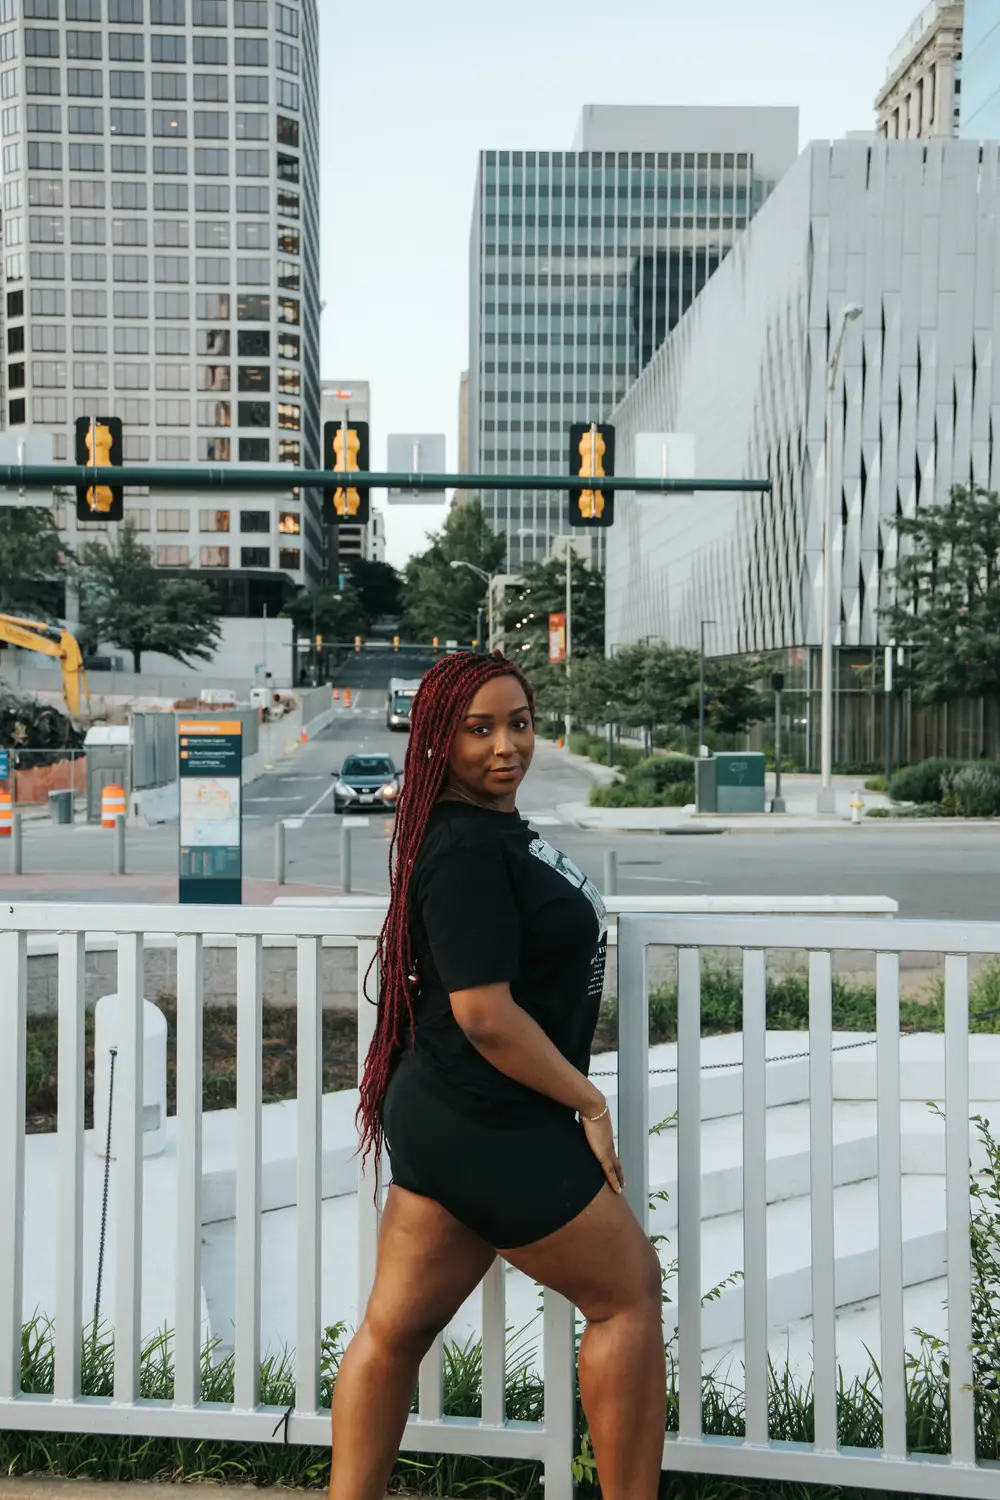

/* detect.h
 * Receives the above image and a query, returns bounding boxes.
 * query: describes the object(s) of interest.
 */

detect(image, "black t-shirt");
[404,801,608,1121]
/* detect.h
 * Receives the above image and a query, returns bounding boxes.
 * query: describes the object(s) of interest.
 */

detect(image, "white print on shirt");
[528,839,608,934]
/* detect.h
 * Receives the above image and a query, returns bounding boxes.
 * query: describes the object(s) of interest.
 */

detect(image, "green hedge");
[888,758,961,804]
[590,754,695,808]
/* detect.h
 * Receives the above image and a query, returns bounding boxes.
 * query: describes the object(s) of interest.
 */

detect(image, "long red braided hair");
[357,649,535,1163]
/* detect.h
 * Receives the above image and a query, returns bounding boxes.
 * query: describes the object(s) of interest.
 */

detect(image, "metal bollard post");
[11,811,22,876]
[275,820,287,885]
[603,849,618,897]
[113,813,126,876]
[340,821,352,894]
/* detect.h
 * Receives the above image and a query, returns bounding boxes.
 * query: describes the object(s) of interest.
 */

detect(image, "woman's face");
[446,673,534,811]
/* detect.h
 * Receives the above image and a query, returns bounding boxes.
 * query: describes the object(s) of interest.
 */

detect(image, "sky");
[318,0,925,570]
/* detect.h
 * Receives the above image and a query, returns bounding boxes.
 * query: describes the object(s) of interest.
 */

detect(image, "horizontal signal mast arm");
[0,465,772,495]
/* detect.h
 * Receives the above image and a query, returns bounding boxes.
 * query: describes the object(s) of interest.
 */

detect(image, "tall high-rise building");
[467,106,799,572]
[0,0,322,615]
[875,1,964,141]
[960,0,1000,137]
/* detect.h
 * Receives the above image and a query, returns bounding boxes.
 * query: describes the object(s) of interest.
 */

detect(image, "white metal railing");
[0,899,996,1497]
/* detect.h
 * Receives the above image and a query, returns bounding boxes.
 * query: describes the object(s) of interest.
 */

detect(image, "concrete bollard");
[10,811,22,876]
[603,849,618,897]
[275,820,287,885]
[113,813,126,875]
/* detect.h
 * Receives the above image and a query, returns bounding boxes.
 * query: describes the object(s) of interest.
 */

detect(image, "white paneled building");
[0,0,322,611]
[607,138,1000,661]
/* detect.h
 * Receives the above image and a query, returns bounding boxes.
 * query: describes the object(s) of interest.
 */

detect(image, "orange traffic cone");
[344,688,353,708]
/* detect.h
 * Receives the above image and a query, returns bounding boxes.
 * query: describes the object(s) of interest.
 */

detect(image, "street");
[2,651,1000,918]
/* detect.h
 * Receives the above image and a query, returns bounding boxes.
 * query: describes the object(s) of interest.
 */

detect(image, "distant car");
[332,754,400,814]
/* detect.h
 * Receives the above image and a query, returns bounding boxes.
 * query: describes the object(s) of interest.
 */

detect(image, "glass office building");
[961,0,1000,138]
[0,0,323,603]
[467,108,799,572]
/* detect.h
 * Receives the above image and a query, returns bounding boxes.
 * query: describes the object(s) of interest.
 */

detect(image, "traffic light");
[354,635,361,653]
[568,422,615,528]
[315,635,323,650]
[393,635,400,652]
[324,420,370,525]
[432,636,439,650]
[75,416,124,522]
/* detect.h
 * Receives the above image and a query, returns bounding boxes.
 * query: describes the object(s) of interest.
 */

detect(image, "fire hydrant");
[849,795,864,825]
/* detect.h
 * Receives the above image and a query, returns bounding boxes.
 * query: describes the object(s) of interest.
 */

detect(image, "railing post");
[340,822,352,894]
[603,848,617,896]
[275,820,287,885]
[113,814,126,876]
[616,914,649,1230]
[10,811,21,876]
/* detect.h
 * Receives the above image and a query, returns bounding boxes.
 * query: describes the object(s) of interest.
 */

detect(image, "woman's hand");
[581,1107,625,1194]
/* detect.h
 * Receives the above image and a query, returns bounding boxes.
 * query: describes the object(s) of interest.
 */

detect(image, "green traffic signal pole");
[0,464,772,495]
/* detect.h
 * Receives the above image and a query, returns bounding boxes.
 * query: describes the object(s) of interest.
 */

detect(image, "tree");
[77,523,222,673]
[402,502,506,642]
[881,484,1000,708]
[567,642,767,743]
[346,558,403,624]
[282,581,368,643]
[502,557,605,673]
[0,506,69,618]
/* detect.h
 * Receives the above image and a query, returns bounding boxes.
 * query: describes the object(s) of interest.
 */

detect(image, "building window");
[113,253,148,280]
[8,326,24,353]
[31,394,64,423]
[238,329,268,356]
[195,147,228,174]
[195,184,230,212]
[154,181,187,209]
[29,213,64,242]
[9,399,26,425]
[278,547,300,571]
[240,511,268,532]
[154,254,188,281]
[277,511,300,535]
[238,365,269,390]
[114,362,150,386]
[155,220,189,245]
[32,360,67,386]
[74,218,109,245]
[197,292,230,320]
[75,288,109,315]
[156,327,189,354]
[237,293,269,320]
[113,180,146,208]
[110,32,144,61]
[237,185,269,213]
[277,402,300,431]
[200,545,230,567]
[67,31,102,59]
[155,291,189,318]
[25,0,60,16]
[151,34,185,62]
[277,153,299,183]
[196,223,229,250]
[152,70,186,99]
[72,360,108,387]
[197,363,230,389]
[8,363,25,389]
[153,107,187,135]
[156,434,191,460]
[240,546,269,567]
[194,72,227,100]
[112,144,146,171]
[278,188,298,214]
[110,71,144,100]
[70,142,104,170]
[109,0,144,20]
[237,257,268,285]
[197,398,230,425]
[235,148,267,176]
[235,0,266,24]
[122,434,151,459]
[73,325,107,352]
[278,297,299,325]
[126,508,151,530]
[193,34,226,64]
[151,0,185,22]
[29,251,65,278]
[235,36,266,65]
[199,327,230,353]
[192,0,225,21]
[27,65,60,93]
[235,74,267,103]
[194,109,227,138]
[155,399,191,425]
[234,110,266,140]
[25,30,60,58]
[115,397,150,422]
[110,106,145,134]
[278,438,300,464]
[276,78,298,111]
[278,260,299,291]
[7,289,24,318]
[28,102,62,130]
[113,218,148,244]
[32,324,65,351]
[277,225,299,255]
[153,145,187,172]
[275,42,298,74]
[112,289,147,317]
[67,0,102,20]
[69,105,103,132]
[156,362,190,389]
[200,508,230,531]
[69,67,104,95]
[278,331,299,360]
[237,222,268,251]
[71,252,107,279]
[276,115,299,148]
[198,438,230,460]
[114,326,149,352]
[238,400,269,427]
[157,546,191,567]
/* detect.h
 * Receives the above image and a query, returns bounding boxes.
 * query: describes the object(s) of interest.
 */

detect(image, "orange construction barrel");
[101,783,126,829]
[0,791,11,838]
[344,688,352,708]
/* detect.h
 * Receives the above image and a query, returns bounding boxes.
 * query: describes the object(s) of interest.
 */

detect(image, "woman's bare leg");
[505,1186,665,1500]
[329,1184,495,1500]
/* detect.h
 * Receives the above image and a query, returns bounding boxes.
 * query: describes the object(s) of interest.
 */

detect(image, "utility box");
[695,756,717,814]
[715,752,766,814]
[83,724,131,824]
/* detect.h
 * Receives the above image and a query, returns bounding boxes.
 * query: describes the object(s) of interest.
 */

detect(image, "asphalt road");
[4,649,1000,916]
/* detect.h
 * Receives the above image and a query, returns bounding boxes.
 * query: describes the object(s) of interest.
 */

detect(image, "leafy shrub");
[889,758,961,805]
[942,764,1000,818]
[636,754,695,789]
[864,774,887,792]
[568,731,593,756]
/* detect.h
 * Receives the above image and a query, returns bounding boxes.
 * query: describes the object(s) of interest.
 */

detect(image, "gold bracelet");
[581,1103,609,1123]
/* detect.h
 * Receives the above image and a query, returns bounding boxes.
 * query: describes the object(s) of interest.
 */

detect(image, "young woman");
[330,650,665,1500]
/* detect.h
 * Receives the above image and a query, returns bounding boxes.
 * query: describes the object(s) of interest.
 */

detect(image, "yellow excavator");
[0,613,90,716]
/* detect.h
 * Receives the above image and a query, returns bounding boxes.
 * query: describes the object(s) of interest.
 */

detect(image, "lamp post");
[818,302,863,813]
[449,559,491,651]
[698,619,716,757]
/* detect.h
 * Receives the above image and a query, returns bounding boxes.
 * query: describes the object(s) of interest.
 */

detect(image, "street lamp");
[698,619,716,758]
[818,302,863,813]
[450,559,490,651]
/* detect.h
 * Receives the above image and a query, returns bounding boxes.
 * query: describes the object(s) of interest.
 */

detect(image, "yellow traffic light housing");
[568,422,615,528]
[393,635,400,652]
[354,635,362,653]
[324,420,370,525]
[75,415,124,522]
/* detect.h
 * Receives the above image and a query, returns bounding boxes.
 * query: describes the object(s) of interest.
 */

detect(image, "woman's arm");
[450,983,623,1192]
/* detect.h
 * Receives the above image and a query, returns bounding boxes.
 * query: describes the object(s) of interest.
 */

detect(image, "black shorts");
[383,1049,606,1250]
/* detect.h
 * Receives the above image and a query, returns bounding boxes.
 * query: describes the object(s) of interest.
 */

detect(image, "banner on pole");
[548,612,567,664]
